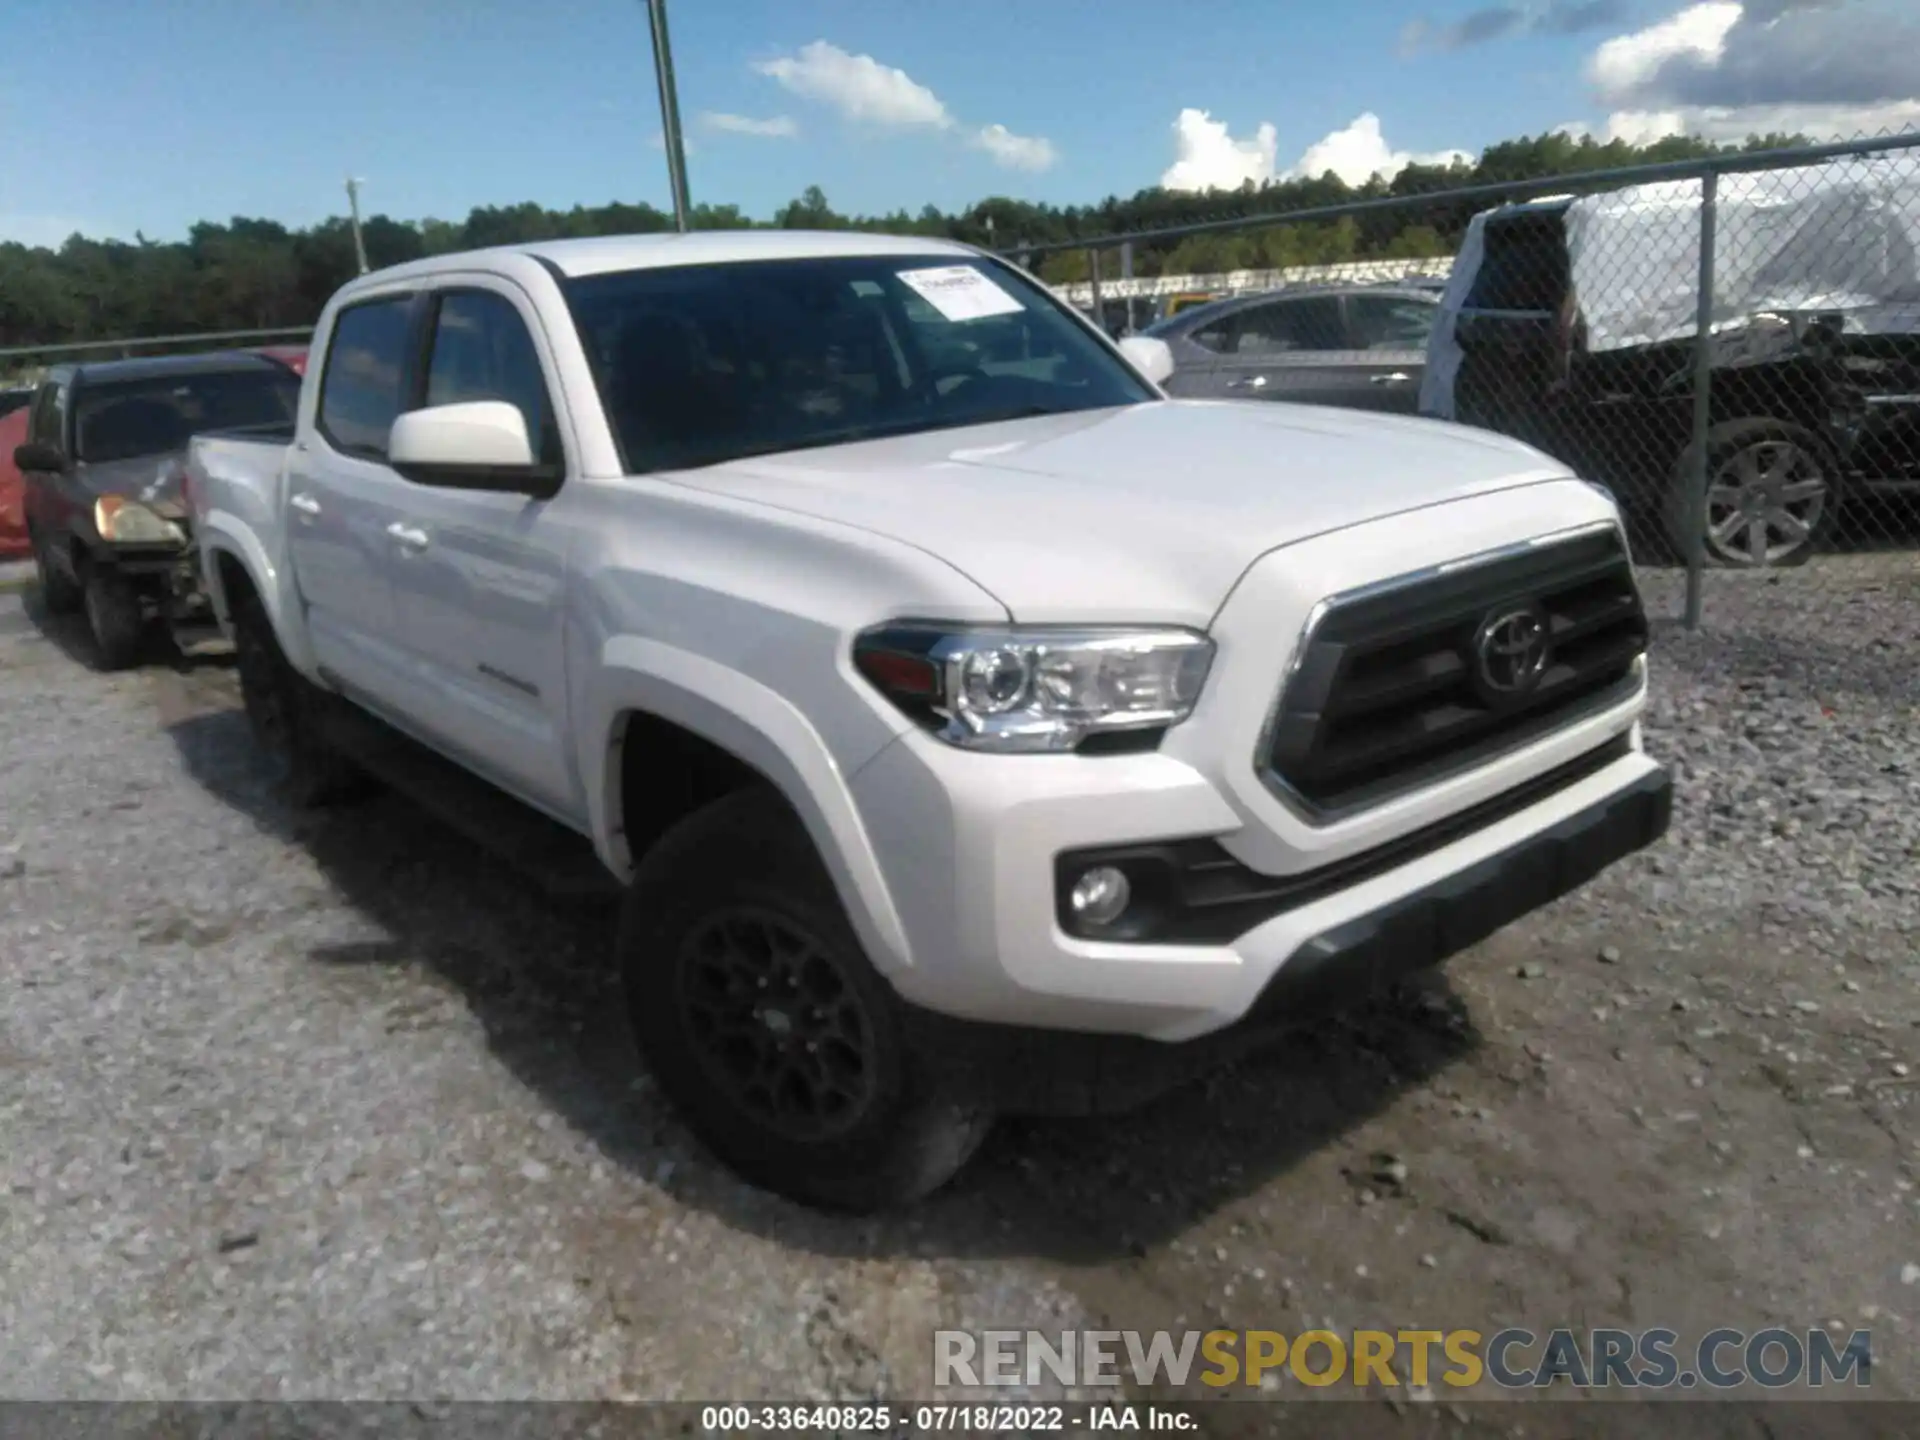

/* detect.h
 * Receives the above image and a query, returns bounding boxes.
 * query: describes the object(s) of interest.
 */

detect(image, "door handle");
[288,492,321,516]
[385,522,430,551]
[1370,372,1413,385]
[1225,375,1269,390]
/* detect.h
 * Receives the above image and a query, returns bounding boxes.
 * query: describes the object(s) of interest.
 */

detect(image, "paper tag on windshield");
[897,265,1024,322]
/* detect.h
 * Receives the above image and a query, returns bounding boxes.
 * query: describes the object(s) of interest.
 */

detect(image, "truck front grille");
[1261,527,1646,817]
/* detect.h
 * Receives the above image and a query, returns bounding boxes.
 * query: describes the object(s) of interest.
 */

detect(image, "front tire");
[231,593,366,807]
[620,789,992,1211]
[82,564,150,671]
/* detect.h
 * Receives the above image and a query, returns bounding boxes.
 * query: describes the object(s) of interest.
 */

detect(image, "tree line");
[0,127,1802,369]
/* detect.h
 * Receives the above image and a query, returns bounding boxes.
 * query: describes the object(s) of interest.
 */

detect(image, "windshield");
[562,254,1155,474]
[75,368,300,464]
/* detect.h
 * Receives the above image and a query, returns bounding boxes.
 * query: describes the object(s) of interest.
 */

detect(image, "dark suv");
[15,351,301,667]
[1434,198,1920,567]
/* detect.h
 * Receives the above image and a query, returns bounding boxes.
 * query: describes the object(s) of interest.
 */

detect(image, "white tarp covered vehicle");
[1424,157,1920,417]
[1420,158,1920,567]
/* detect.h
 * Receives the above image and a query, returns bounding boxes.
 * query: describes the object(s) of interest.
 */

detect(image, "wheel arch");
[198,520,322,678]
[586,636,915,981]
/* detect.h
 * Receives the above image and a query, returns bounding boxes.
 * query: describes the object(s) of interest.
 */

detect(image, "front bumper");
[1239,758,1668,1025]
[840,483,1656,1045]
[852,716,1666,1043]
[905,756,1670,1117]
[94,528,210,622]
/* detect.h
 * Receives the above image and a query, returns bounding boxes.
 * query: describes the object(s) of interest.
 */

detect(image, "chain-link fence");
[1009,132,1920,635]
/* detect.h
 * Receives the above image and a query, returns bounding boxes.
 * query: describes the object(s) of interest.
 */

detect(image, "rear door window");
[1196,297,1346,357]
[1234,296,1346,355]
[317,297,414,459]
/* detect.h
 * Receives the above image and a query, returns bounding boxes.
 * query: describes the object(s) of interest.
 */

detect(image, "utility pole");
[345,177,370,275]
[645,0,692,232]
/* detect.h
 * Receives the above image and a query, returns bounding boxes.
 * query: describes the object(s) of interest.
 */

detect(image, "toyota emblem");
[1473,603,1552,700]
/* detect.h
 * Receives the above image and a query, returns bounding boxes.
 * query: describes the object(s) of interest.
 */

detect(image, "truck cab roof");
[344,230,987,293]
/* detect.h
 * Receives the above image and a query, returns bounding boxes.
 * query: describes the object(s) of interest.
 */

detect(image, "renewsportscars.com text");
[933,1327,1871,1391]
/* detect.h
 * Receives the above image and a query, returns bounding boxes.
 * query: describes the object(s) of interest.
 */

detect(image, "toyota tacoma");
[187,232,1671,1210]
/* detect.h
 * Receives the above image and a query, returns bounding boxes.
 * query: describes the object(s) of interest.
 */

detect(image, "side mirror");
[388,401,559,498]
[1118,335,1176,387]
[13,441,65,473]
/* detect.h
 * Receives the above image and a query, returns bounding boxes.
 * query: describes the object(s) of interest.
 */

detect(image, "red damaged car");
[15,350,301,668]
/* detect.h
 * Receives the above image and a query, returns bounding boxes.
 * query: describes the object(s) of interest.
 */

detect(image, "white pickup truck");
[186,231,1671,1210]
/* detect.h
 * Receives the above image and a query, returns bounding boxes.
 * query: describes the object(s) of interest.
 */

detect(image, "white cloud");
[1160,109,1279,190]
[750,40,1056,171]
[1583,1,1920,141]
[698,111,797,139]
[1601,99,1920,143]
[971,124,1058,172]
[1160,108,1472,192]
[752,41,951,129]
[1291,113,1473,184]
[1587,2,1742,103]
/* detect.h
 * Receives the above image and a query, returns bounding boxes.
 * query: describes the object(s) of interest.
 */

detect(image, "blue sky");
[3,0,1916,246]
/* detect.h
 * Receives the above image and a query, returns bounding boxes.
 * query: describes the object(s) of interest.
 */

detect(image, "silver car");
[1142,284,1440,413]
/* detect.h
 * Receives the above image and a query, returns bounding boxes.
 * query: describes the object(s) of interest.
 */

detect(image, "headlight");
[95,495,185,546]
[853,624,1214,753]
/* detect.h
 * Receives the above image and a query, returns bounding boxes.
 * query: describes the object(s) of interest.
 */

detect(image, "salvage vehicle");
[1423,163,1920,566]
[15,351,301,666]
[187,231,1671,1210]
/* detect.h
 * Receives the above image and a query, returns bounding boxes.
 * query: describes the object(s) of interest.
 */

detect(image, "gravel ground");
[1,558,1916,1420]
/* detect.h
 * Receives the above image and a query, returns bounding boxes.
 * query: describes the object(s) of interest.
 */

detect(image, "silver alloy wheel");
[1703,439,1829,567]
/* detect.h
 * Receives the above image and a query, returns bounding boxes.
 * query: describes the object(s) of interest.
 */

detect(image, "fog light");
[1069,865,1131,928]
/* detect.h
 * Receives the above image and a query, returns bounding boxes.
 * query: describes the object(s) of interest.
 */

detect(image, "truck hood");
[671,400,1572,625]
